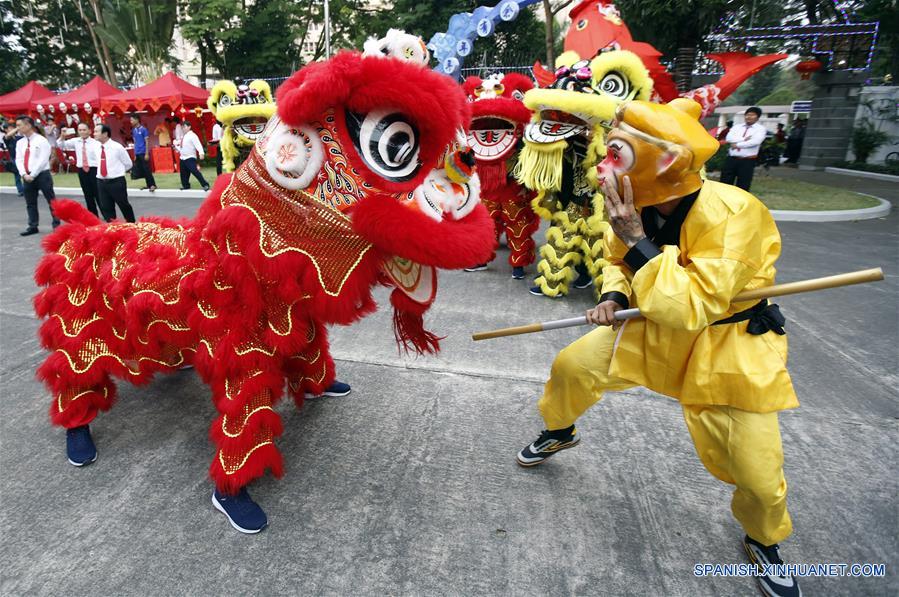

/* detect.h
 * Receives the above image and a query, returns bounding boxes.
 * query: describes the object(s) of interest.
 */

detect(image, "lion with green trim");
[208,80,277,172]
[514,50,652,298]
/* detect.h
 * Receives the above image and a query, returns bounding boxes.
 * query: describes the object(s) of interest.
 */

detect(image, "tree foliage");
[3,0,121,91]
[0,0,26,94]
[95,0,178,83]
[220,0,307,76]
[855,0,898,79]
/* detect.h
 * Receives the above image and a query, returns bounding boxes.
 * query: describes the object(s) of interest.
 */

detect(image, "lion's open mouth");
[234,117,270,140]
[524,110,591,144]
[467,116,517,160]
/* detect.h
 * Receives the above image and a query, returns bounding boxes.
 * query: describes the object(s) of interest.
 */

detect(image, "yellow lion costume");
[207,80,277,172]
[514,50,652,298]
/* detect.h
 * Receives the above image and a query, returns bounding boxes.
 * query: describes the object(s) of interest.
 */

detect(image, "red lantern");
[795,59,823,80]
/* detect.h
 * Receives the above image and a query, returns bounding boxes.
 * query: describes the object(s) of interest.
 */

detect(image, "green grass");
[745,175,881,211]
[0,166,220,191]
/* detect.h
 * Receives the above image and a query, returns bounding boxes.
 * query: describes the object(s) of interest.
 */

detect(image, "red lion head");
[462,73,534,193]
[249,46,493,271]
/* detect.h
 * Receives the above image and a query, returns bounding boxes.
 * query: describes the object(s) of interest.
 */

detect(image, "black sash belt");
[712,299,786,335]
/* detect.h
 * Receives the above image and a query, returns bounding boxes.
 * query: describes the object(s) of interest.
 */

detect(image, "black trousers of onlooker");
[134,153,156,188]
[76,167,100,217]
[180,157,209,189]
[97,176,136,222]
[720,156,758,191]
[23,170,59,229]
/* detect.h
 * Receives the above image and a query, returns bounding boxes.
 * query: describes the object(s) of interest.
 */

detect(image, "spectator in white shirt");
[15,115,59,235]
[59,122,101,217]
[93,123,136,222]
[173,117,185,144]
[44,116,60,173]
[721,106,768,191]
[177,121,210,191]
[211,120,223,175]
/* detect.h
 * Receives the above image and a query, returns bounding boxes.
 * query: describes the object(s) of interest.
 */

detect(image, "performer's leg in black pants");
[109,177,135,222]
[27,170,60,227]
[179,159,191,189]
[720,156,738,186]
[215,149,222,175]
[137,154,156,188]
[96,178,118,221]
[735,160,756,191]
[183,157,209,189]
[77,168,100,216]
[23,177,41,230]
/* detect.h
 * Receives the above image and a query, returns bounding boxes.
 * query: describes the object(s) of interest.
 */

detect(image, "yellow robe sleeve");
[599,231,633,305]
[628,206,765,331]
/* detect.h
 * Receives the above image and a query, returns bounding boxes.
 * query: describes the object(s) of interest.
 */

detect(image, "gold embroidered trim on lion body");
[218,153,374,298]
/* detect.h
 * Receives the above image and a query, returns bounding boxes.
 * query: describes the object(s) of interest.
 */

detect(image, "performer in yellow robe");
[516,98,801,597]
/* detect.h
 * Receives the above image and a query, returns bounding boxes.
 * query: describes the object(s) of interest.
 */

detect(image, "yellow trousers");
[539,326,793,546]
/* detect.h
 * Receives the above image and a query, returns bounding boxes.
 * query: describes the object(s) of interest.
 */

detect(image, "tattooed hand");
[602,176,645,248]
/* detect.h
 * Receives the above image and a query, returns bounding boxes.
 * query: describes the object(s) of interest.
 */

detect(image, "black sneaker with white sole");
[743,535,801,597]
[464,263,488,272]
[516,425,579,466]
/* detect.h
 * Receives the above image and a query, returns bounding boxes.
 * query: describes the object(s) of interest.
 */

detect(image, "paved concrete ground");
[0,183,896,596]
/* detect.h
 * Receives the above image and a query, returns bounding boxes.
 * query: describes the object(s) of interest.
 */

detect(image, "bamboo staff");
[472,268,884,341]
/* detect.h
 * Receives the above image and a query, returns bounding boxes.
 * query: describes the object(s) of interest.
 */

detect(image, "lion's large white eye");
[264,125,323,190]
[596,71,630,99]
[219,95,232,107]
[347,109,420,183]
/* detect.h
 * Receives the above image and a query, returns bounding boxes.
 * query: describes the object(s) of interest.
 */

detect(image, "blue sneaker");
[66,425,98,467]
[322,380,351,397]
[529,286,562,298]
[511,267,525,280]
[573,271,593,289]
[307,380,352,399]
[212,487,268,534]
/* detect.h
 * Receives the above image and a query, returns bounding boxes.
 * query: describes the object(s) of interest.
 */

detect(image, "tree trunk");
[76,0,111,81]
[805,0,818,25]
[86,0,117,82]
[543,0,555,68]
[674,46,697,93]
[200,45,207,88]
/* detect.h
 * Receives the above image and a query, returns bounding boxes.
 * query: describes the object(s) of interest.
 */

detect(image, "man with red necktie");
[59,122,101,216]
[92,124,136,222]
[14,115,59,236]
[721,106,768,191]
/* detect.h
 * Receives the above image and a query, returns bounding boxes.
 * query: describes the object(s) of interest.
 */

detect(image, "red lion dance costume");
[33,34,494,532]
[462,73,539,276]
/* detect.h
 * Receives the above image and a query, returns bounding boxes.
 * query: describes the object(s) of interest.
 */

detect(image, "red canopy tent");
[32,76,120,112]
[101,72,212,175]
[101,72,209,113]
[0,81,55,116]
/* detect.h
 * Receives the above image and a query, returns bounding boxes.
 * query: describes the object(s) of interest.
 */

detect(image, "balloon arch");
[427,0,542,79]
